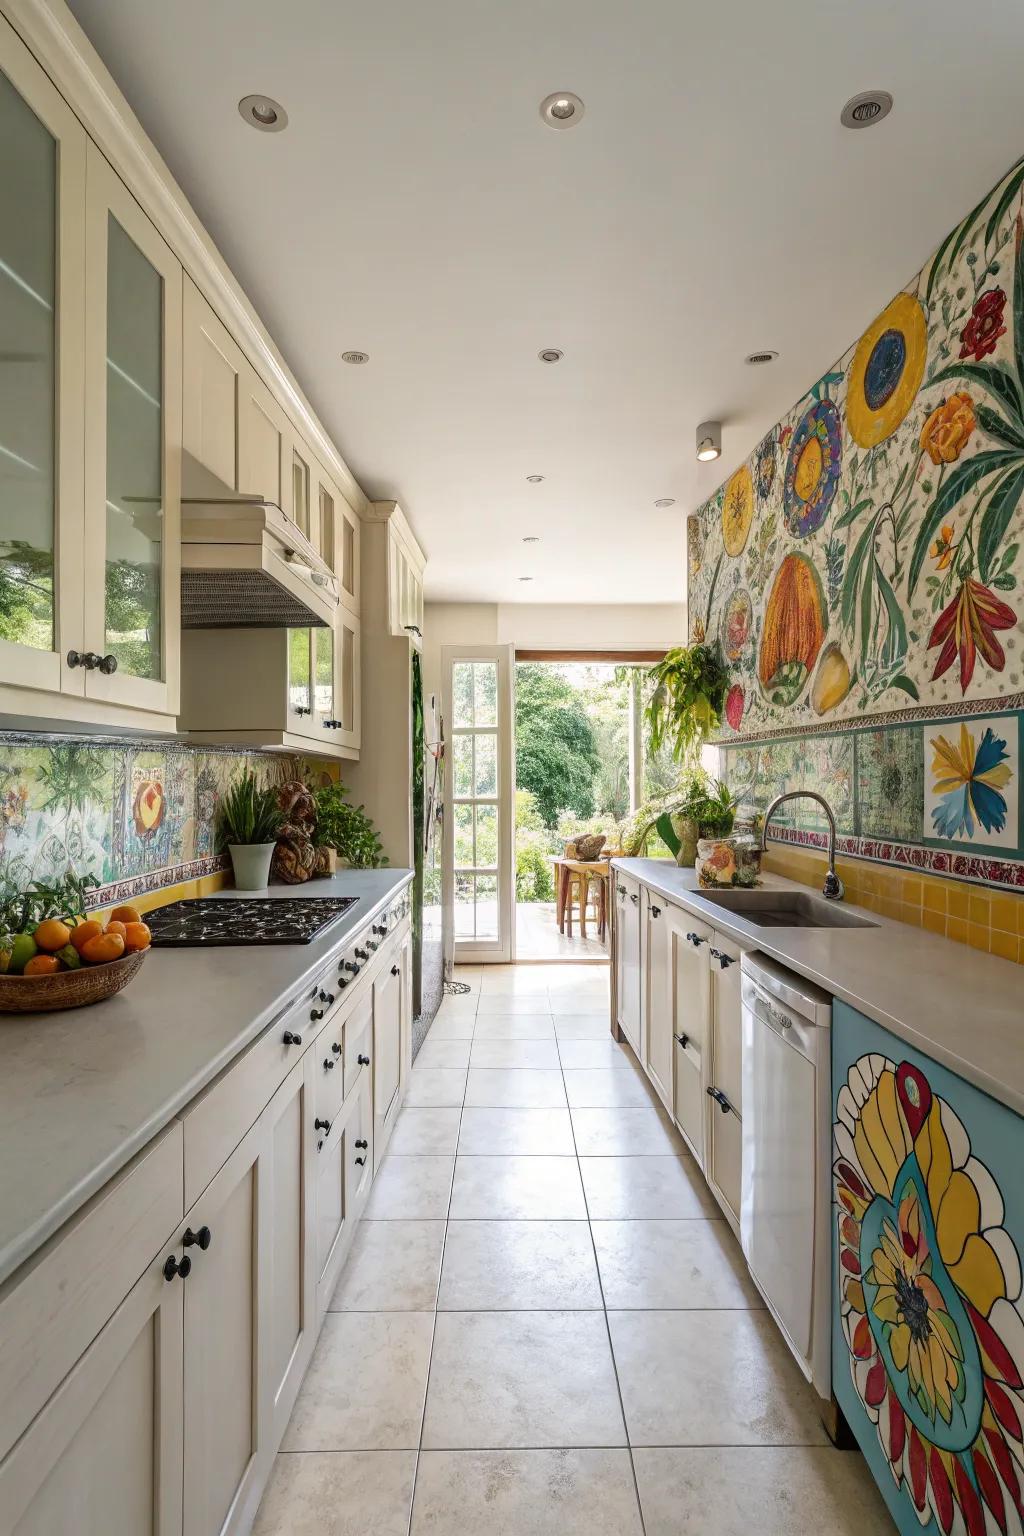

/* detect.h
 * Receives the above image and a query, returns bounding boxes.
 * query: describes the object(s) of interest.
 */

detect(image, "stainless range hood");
[180,497,340,628]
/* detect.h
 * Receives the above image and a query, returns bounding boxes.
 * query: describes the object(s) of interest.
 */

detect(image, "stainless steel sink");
[694,888,878,929]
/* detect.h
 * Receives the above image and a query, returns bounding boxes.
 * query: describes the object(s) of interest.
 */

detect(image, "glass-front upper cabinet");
[82,141,181,716]
[0,18,86,697]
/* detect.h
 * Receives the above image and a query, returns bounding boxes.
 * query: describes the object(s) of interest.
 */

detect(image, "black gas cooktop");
[147,896,359,947]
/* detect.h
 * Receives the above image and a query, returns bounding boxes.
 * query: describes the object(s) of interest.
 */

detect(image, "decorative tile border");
[766,822,1024,891]
[89,854,231,910]
[714,690,1024,747]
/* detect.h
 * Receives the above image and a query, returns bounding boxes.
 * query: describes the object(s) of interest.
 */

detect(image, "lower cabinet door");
[372,945,404,1168]
[832,1002,1024,1536]
[264,1055,316,1449]
[673,1036,705,1162]
[0,1247,184,1536]
[346,1073,374,1216]
[643,894,673,1109]
[706,933,743,1231]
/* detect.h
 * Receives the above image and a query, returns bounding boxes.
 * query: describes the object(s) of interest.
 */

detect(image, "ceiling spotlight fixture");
[522,536,541,543]
[526,474,545,483]
[538,348,563,364]
[696,421,722,463]
[540,91,585,129]
[519,575,534,582]
[341,350,369,365]
[238,94,288,132]
[745,350,778,366]
[840,90,893,130]
[654,497,676,508]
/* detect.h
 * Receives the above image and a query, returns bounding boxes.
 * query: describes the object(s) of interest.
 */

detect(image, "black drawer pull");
[706,1085,736,1116]
[358,1053,370,1066]
[650,903,661,917]
[331,1042,342,1055]
[630,892,639,905]
[183,1225,212,1251]
[282,1030,303,1046]
[323,1057,336,1070]
[319,989,335,1005]
[310,1008,324,1021]
[355,1138,368,1149]
[163,1254,191,1282]
[355,1154,367,1166]
[674,1032,690,1049]
[686,931,707,947]
[315,1116,332,1133]
[709,947,734,969]
[391,964,400,976]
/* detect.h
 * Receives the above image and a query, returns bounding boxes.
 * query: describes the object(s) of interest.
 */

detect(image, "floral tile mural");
[855,727,925,844]
[924,714,1019,849]
[688,155,1024,743]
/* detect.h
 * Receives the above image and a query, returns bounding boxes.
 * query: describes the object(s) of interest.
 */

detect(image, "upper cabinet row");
[0,13,369,753]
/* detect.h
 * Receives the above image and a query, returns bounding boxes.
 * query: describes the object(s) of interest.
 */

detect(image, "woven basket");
[0,949,148,1014]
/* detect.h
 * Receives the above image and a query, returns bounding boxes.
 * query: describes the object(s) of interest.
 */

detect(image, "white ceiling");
[68,0,1024,603]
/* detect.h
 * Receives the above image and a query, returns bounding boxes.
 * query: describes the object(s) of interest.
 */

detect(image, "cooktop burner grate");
[147,896,359,947]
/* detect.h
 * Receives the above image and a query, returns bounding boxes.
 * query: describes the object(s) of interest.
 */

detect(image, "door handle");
[706,1085,737,1116]
[709,947,734,969]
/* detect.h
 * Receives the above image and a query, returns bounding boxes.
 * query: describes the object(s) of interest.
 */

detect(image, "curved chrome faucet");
[760,791,845,901]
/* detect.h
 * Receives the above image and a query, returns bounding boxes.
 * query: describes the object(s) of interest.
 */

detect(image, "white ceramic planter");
[228,842,276,891]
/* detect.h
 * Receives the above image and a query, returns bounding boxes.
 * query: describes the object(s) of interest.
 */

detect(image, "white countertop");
[614,858,1024,1117]
[0,869,412,1287]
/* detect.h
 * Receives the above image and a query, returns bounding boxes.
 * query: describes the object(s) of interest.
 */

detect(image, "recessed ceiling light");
[540,92,584,129]
[696,420,722,462]
[538,348,563,364]
[519,575,534,582]
[745,350,778,366]
[342,350,369,365]
[523,536,541,543]
[526,474,545,483]
[654,497,676,508]
[238,94,288,132]
[840,90,893,130]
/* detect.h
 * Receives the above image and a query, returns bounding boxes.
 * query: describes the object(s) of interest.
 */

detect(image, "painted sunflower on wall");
[835,1055,1024,1535]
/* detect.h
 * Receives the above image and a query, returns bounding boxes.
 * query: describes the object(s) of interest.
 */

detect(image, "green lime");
[8,933,38,974]
[56,943,82,971]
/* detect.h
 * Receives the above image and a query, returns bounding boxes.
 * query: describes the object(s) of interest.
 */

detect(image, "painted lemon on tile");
[847,292,927,448]
[811,641,852,715]
[721,465,754,556]
[758,552,826,705]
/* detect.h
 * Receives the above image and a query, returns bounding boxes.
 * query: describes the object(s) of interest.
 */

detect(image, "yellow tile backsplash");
[762,846,1024,964]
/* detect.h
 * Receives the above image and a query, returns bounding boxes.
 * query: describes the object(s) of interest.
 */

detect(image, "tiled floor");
[254,964,895,1536]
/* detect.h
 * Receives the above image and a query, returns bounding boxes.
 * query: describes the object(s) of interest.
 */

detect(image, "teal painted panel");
[832,1001,1024,1535]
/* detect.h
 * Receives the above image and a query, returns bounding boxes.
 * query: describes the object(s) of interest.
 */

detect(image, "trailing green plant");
[645,644,728,763]
[0,862,97,937]
[311,782,386,869]
[218,771,284,847]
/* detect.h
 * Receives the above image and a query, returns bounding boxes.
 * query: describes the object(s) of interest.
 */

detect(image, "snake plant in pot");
[218,771,285,890]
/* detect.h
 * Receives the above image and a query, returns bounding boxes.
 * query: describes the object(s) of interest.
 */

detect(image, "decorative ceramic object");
[695,835,761,889]
[669,813,700,868]
[228,841,276,891]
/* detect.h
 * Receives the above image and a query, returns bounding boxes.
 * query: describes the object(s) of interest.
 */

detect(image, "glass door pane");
[104,215,163,680]
[288,627,311,718]
[314,624,334,729]
[0,68,55,654]
[444,649,513,962]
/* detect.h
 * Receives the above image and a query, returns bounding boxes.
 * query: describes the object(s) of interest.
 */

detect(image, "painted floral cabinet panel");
[833,1001,1024,1535]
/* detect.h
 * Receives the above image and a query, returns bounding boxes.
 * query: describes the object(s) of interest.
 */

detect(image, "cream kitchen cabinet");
[614,873,642,1057]
[313,460,361,617]
[372,931,412,1168]
[669,909,713,1164]
[182,276,244,495]
[642,889,673,1110]
[705,931,743,1232]
[237,363,289,516]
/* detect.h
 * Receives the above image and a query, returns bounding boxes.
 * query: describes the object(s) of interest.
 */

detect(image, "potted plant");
[645,643,729,763]
[666,769,737,867]
[218,771,284,891]
[311,782,386,871]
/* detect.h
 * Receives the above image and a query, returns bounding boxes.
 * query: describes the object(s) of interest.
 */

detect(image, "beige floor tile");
[553,1016,617,1040]
[282,1313,434,1451]
[608,1310,828,1446]
[422,1310,626,1448]
[329,1220,446,1311]
[591,1219,763,1309]
[414,1037,473,1070]
[477,994,562,1015]
[438,1221,602,1310]
[411,1449,643,1535]
[632,1447,897,1535]
[570,1106,683,1156]
[404,1068,467,1107]
[472,1015,556,1040]
[449,1155,587,1219]
[464,1068,567,1108]
[364,1156,455,1219]
[579,1155,719,1219]
[469,1037,561,1069]
[479,972,551,995]
[563,1068,657,1108]
[546,965,610,991]
[387,1108,462,1157]
[555,1038,642,1071]
[424,1010,477,1039]
[549,994,612,1015]
[253,1451,416,1536]
[458,1107,575,1156]
[433,992,479,1016]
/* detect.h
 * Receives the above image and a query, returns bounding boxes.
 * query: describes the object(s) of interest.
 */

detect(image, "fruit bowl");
[0,949,148,1013]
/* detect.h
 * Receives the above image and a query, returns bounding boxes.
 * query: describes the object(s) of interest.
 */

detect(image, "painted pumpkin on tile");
[846,292,928,449]
[721,465,755,557]
[758,553,826,705]
[132,779,164,836]
[835,1055,1024,1536]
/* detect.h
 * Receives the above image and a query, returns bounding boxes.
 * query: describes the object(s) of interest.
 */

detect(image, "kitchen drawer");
[182,984,316,1206]
[315,1018,347,1124]
[673,1037,705,1165]
[0,1121,183,1464]
[343,993,373,1101]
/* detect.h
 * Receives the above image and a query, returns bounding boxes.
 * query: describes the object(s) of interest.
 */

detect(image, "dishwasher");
[740,951,832,1398]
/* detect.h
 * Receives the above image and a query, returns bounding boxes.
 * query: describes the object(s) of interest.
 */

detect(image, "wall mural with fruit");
[692,154,1024,885]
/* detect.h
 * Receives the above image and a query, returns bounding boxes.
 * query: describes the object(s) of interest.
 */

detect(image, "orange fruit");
[24,953,60,976]
[81,932,126,965]
[69,919,103,954]
[34,918,71,952]
[105,920,127,940]
[123,921,151,952]
[110,904,142,925]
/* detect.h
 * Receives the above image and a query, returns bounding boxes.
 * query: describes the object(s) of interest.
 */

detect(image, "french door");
[442,644,514,964]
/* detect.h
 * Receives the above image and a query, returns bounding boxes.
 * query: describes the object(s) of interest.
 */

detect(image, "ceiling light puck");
[526,474,545,483]
[745,350,778,366]
[519,575,534,582]
[238,95,288,132]
[538,348,563,364]
[654,497,676,508]
[522,536,541,543]
[540,92,584,129]
[840,91,893,130]
[342,350,369,365]
[696,420,722,462]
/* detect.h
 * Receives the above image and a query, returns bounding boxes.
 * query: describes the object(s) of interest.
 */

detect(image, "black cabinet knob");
[283,1030,303,1046]
[630,893,639,905]
[355,1154,367,1166]
[323,1057,335,1070]
[686,931,707,947]
[368,940,378,952]
[310,1008,324,1021]
[183,1225,212,1251]
[355,947,368,960]
[66,649,82,669]
[391,964,400,976]
[674,1032,690,1049]
[314,1116,332,1133]
[358,1053,370,1066]
[163,1254,191,1282]
[295,705,311,715]
[355,1138,368,1149]
[319,989,335,1005]
[98,653,118,674]
[651,904,662,917]
[344,961,358,974]
[709,947,734,969]
[331,1041,342,1055]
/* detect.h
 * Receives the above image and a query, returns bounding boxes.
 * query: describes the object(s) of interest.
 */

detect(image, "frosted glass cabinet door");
[83,141,181,716]
[0,18,86,696]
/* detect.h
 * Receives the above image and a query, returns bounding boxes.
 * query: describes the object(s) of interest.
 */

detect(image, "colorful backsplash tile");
[0,735,337,907]
[923,715,1019,849]
[855,726,925,844]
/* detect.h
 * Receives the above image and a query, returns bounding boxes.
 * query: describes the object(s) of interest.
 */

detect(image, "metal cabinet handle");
[709,947,734,969]
[331,1042,342,1055]
[358,1053,370,1067]
[616,885,626,898]
[686,931,707,947]
[282,1030,303,1046]
[183,1225,212,1251]
[163,1254,191,1282]
[98,653,118,674]
[319,989,335,1005]
[674,1032,690,1049]
[391,964,400,976]
[355,1138,368,1149]
[630,893,639,905]
[650,904,661,918]
[314,1117,332,1133]
[355,1154,367,1166]
[323,1057,336,1070]
[310,1008,324,1021]
[706,1085,737,1116]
